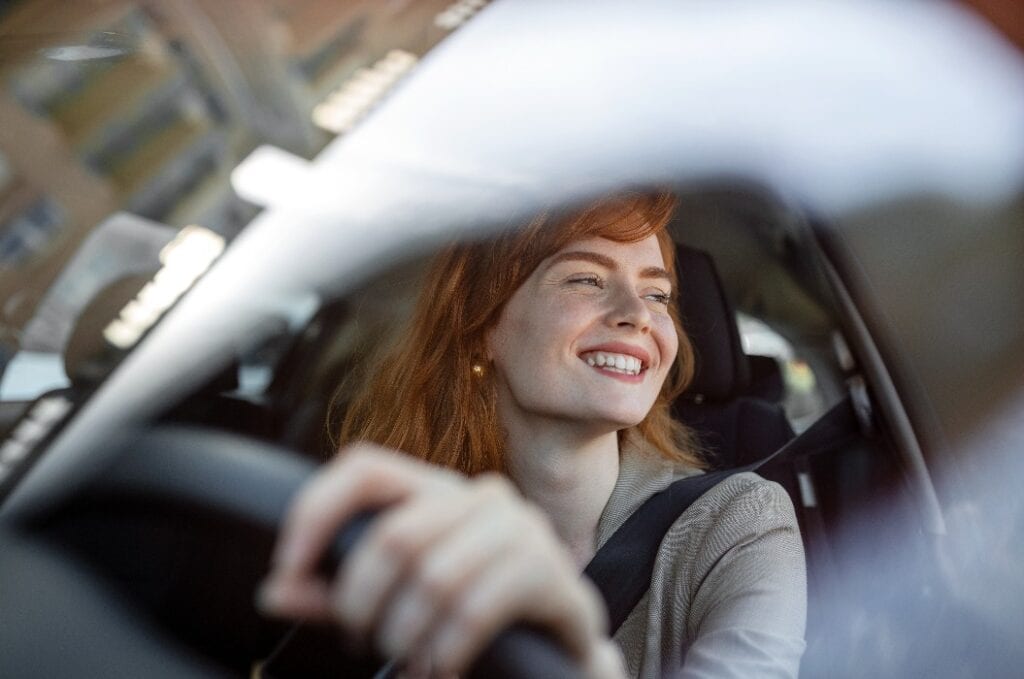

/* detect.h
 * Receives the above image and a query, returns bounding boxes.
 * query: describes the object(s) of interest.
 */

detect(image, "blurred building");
[0,0,467,357]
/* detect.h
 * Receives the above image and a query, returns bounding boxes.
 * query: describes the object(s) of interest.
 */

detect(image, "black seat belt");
[583,395,857,634]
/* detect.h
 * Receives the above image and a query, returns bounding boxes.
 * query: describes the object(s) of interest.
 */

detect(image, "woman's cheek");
[552,298,596,335]
[655,315,679,369]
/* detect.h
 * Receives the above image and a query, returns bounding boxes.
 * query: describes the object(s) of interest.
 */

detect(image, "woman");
[259,192,806,677]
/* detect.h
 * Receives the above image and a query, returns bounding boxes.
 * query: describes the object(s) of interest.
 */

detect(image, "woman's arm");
[259,443,624,678]
[680,474,807,678]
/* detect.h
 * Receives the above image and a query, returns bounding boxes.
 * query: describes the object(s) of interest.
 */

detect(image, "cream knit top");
[595,448,807,678]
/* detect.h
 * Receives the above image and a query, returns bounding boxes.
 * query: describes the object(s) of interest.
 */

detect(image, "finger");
[374,496,519,657]
[425,548,607,676]
[257,577,334,621]
[334,488,494,638]
[272,445,454,582]
[581,638,628,679]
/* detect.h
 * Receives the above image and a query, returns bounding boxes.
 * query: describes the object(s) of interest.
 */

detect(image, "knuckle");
[337,442,392,468]
[517,546,552,577]
[287,479,335,529]
[373,519,420,562]
[519,502,547,527]
[578,579,605,619]
[566,578,608,637]
[415,560,458,608]
[518,504,544,532]
[334,445,374,475]
[345,450,403,488]
[336,442,371,461]
[286,489,318,525]
[452,597,490,636]
[473,473,511,499]
[425,468,461,493]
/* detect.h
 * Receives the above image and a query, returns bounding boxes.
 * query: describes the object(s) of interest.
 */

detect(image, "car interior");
[0,180,941,677]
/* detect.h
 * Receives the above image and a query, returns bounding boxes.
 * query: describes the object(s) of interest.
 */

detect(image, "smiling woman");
[338,191,699,474]
[260,191,806,678]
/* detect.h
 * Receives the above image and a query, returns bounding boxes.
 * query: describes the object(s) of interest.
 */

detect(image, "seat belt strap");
[583,395,856,634]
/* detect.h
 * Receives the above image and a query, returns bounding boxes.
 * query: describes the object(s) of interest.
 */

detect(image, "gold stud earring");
[471,362,486,378]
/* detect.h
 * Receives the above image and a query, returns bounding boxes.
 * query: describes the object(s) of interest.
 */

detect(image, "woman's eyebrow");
[639,266,672,282]
[548,251,616,269]
[547,251,671,283]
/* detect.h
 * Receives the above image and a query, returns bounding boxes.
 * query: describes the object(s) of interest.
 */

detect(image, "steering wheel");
[1,426,582,679]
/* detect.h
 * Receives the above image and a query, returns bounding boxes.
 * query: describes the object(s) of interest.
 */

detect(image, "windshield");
[0,0,460,404]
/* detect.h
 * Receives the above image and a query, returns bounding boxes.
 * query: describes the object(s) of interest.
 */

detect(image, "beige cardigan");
[596,448,806,678]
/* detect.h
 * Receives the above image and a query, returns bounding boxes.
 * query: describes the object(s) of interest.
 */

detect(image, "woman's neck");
[503,421,620,569]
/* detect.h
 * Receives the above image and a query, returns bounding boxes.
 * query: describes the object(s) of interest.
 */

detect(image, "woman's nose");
[606,285,652,333]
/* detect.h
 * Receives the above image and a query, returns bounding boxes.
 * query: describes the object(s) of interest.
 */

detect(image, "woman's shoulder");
[614,467,807,676]
[658,469,804,592]
[657,471,807,667]
[689,470,797,525]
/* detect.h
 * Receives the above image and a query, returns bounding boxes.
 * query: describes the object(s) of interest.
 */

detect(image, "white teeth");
[581,351,643,376]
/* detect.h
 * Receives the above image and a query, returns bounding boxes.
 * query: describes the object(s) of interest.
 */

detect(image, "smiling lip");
[578,342,652,383]
[579,342,653,368]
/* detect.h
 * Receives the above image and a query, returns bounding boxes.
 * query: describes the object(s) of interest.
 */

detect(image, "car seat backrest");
[674,245,794,468]
[674,247,750,403]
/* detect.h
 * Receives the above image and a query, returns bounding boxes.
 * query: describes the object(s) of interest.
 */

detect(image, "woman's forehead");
[548,234,667,267]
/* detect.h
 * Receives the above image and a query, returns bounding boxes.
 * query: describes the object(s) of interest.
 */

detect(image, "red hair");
[336,191,704,473]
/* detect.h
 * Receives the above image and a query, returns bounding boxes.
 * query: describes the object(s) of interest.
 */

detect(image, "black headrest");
[676,246,749,402]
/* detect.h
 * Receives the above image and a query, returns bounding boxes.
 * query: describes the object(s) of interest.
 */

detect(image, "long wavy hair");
[336,190,704,474]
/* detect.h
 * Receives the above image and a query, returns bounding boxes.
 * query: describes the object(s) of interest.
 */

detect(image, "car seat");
[672,246,795,469]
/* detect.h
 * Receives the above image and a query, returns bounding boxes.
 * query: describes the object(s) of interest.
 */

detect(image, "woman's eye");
[645,291,672,305]
[568,275,604,288]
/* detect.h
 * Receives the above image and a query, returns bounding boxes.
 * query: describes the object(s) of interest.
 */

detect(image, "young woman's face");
[487,234,678,434]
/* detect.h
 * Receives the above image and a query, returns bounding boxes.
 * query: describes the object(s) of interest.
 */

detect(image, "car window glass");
[737,311,826,432]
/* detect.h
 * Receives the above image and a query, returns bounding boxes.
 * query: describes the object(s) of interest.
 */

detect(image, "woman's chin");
[579,408,648,433]
[510,399,652,435]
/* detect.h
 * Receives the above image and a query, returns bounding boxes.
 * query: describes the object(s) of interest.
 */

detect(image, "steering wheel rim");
[6,425,583,679]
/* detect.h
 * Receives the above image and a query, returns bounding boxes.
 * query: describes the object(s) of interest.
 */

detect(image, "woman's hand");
[259,443,624,678]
